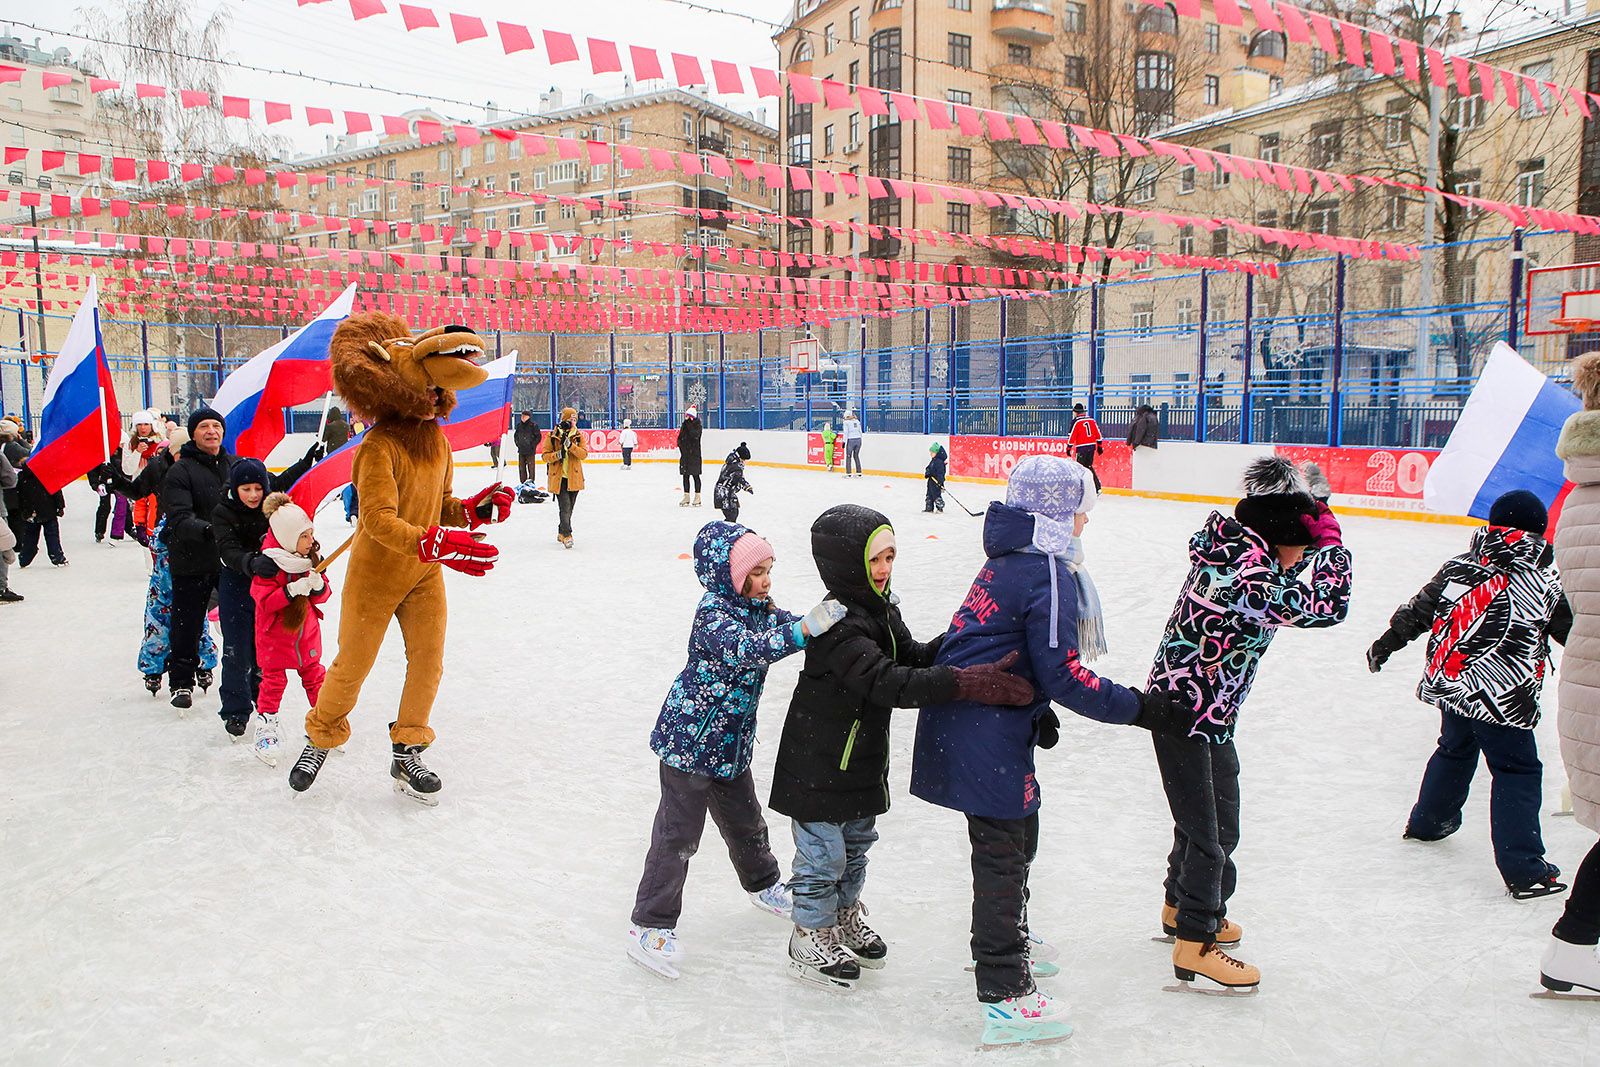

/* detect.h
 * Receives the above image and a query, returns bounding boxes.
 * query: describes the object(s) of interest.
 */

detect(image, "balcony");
[869,0,903,31]
[991,1,1054,43]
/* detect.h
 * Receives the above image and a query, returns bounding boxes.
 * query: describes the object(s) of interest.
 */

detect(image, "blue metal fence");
[0,232,1577,447]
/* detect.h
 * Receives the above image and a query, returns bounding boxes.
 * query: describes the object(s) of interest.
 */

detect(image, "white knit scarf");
[1024,512,1108,661]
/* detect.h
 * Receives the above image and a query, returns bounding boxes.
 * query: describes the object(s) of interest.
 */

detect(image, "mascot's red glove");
[418,526,498,576]
[465,483,514,528]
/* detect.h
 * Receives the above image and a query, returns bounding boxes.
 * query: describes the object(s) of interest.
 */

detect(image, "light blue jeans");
[790,817,879,930]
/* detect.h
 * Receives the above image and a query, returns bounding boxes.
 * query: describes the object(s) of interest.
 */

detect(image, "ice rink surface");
[4,462,1598,1066]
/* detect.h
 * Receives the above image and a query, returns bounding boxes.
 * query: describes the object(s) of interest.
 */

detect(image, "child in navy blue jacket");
[912,454,1188,1047]
[628,521,846,981]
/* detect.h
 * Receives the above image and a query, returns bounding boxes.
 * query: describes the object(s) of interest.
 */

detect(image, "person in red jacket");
[1068,403,1104,491]
[249,493,332,767]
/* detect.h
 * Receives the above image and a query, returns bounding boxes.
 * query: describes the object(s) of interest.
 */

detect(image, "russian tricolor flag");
[1424,341,1581,522]
[29,276,121,494]
[288,353,516,514]
[215,284,356,459]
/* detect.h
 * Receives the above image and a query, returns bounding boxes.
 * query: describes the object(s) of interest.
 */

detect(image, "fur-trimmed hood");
[1558,409,1600,461]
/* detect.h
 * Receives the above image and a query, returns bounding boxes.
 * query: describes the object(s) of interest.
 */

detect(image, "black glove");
[1037,708,1061,750]
[1366,645,1388,673]
[951,650,1036,707]
[304,442,326,463]
[249,554,279,579]
[559,420,573,432]
[1132,689,1193,737]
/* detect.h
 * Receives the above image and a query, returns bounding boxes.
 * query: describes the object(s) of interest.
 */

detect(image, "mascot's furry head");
[330,312,489,423]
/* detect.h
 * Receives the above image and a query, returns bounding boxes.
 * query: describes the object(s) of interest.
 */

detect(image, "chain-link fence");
[0,233,1558,446]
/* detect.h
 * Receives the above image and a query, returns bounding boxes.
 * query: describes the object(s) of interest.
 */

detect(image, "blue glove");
[801,600,848,639]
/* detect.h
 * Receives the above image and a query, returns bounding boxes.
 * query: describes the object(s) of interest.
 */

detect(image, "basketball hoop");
[1551,317,1600,333]
[788,337,821,375]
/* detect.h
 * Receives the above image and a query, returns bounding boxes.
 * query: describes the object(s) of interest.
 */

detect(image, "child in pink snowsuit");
[251,494,331,731]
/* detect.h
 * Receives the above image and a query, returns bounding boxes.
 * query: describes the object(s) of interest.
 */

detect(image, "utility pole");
[1415,21,1445,380]
[27,204,46,358]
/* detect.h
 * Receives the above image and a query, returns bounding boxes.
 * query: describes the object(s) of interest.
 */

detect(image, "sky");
[0,0,787,157]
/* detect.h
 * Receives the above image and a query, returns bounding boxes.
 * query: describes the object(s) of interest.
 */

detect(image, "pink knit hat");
[728,532,775,595]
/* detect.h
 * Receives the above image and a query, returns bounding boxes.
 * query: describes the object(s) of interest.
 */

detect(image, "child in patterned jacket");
[628,520,847,981]
[1146,458,1352,991]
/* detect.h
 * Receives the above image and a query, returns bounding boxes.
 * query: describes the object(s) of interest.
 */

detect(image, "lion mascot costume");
[287,313,513,804]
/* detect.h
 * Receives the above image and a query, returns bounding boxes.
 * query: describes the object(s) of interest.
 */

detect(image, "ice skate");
[1168,938,1259,995]
[252,713,281,767]
[627,926,681,980]
[978,990,1072,1048]
[288,739,330,793]
[1508,867,1568,900]
[391,739,442,805]
[1026,932,1060,963]
[838,900,887,969]
[691,492,701,507]
[748,882,792,919]
[1160,903,1242,947]
[1402,815,1460,841]
[1535,937,1600,999]
[561,534,574,549]
[0,588,22,603]
[787,924,859,989]
[223,714,249,741]
[965,955,1061,980]
[170,687,193,713]
[679,493,690,507]
[195,668,213,694]
[143,673,162,696]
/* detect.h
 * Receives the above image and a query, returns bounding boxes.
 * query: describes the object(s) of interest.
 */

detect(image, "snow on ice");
[2,465,1595,1065]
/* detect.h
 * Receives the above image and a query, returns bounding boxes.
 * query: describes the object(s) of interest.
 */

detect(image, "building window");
[484,142,495,163]
[1258,132,1279,163]
[438,187,450,210]
[1385,191,1409,229]
[1211,228,1228,256]
[1132,303,1155,333]
[1454,94,1483,130]
[1137,4,1177,34]
[948,203,971,232]
[948,146,972,182]
[1520,60,1554,117]
[534,169,547,190]
[948,88,972,106]
[1205,24,1220,53]
[559,203,576,220]
[508,207,521,227]
[1256,209,1278,228]
[618,118,632,141]
[1212,144,1231,187]
[1063,55,1086,87]
[1008,43,1032,65]
[459,147,471,167]
[1456,169,1482,216]
[550,161,579,183]
[950,0,971,8]
[1269,75,1283,95]
[849,112,860,146]
[410,170,425,190]
[1133,165,1157,202]
[1311,50,1327,75]
[869,122,901,178]
[1204,75,1219,106]
[437,149,450,172]
[387,193,399,212]
[850,7,861,40]
[870,29,903,92]
[1308,198,1340,234]
[1064,1,1085,31]
[534,205,547,225]
[1384,98,1408,147]
[1310,121,1342,167]
[1176,297,1196,326]
[590,164,608,183]
[1249,31,1286,61]
[362,189,379,212]
[1178,165,1195,193]
[683,112,695,136]
[824,23,837,54]
[1517,158,1546,206]
[509,172,521,192]
[948,33,972,69]
[1178,224,1195,256]
[510,139,522,159]
[824,124,836,154]
[1134,50,1175,125]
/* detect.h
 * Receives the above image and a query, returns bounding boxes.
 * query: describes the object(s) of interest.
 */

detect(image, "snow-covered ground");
[3,464,1597,1066]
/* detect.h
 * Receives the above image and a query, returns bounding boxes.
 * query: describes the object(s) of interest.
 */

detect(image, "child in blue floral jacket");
[628,520,846,981]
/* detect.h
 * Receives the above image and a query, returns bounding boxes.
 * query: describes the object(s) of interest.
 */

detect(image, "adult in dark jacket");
[923,443,948,512]
[212,452,320,733]
[322,407,351,453]
[769,503,1033,986]
[1,417,26,553]
[513,410,542,485]
[1127,404,1160,450]
[677,407,703,506]
[160,408,236,707]
[910,455,1189,1041]
[713,443,753,522]
[15,463,66,567]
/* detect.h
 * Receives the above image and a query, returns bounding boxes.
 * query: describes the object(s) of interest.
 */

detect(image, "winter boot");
[749,881,793,919]
[1403,815,1461,842]
[1508,865,1568,900]
[288,739,330,792]
[979,990,1072,1047]
[222,714,250,740]
[1162,902,1242,947]
[838,900,887,969]
[252,713,281,767]
[0,587,22,603]
[170,687,193,712]
[1172,938,1260,991]
[679,493,691,507]
[692,492,702,507]
[143,673,162,696]
[391,732,442,805]
[787,924,860,989]
[628,926,681,980]
[1540,936,1600,995]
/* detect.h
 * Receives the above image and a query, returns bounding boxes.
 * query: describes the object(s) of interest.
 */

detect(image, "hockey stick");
[940,483,987,518]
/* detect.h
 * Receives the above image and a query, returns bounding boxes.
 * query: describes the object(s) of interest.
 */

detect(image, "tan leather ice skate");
[1162,903,1242,947]
[1172,938,1260,988]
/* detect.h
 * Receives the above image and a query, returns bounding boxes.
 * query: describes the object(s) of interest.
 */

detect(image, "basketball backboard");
[788,337,821,373]
[1526,261,1600,335]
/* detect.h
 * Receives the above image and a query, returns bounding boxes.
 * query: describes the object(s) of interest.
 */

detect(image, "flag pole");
[312,391,333,449]
[97,386,111,464]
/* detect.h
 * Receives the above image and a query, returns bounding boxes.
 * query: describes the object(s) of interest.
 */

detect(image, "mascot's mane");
[331,311,456,423]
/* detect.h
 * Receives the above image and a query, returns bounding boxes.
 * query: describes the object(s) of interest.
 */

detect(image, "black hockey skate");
[1508,868,1568,900]
[289,740,330,792]
[222,714,249,739]
[170,687,193,712]
[391,736,441,806]
[195,668,214,694]
[143,673,163,696]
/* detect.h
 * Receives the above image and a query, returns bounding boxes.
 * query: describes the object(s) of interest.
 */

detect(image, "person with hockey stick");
[923,442,947,513]
[713,443,754,522]
[1145,457,1351,991]
[768,504,1035,990]
[1368,489,1570,899]
[628,521,847,980]
[911,454,1192,1046]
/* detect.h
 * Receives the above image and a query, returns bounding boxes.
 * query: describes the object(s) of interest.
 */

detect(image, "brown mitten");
[952,650,1036,707]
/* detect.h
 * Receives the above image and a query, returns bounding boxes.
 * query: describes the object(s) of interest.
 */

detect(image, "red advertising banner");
[1272,445,1436,507]
[948,435,1132,488]
[578,427,680,455]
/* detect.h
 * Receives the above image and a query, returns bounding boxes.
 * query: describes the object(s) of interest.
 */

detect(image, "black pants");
[556,480,578,537]
[168,571,217,690]
[18,517,65,566]
[721,503,739,522]
[968,812,1040,1002]
[682,473,701,494]
[1408,711,1550,885]
[517,452,536,484]
[631,762,781,929]
[1152,732,1240,943]
[1075,447,1102,491]
[216,571,259,721]
[1554,839,1600,946]
[925,478,943,511]
[622,446,634,468]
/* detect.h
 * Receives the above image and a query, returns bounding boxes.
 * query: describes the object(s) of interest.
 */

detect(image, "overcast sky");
[0,0,785,156]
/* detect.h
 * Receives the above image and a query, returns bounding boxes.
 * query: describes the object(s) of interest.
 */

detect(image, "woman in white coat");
[1545,352,1600,995]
